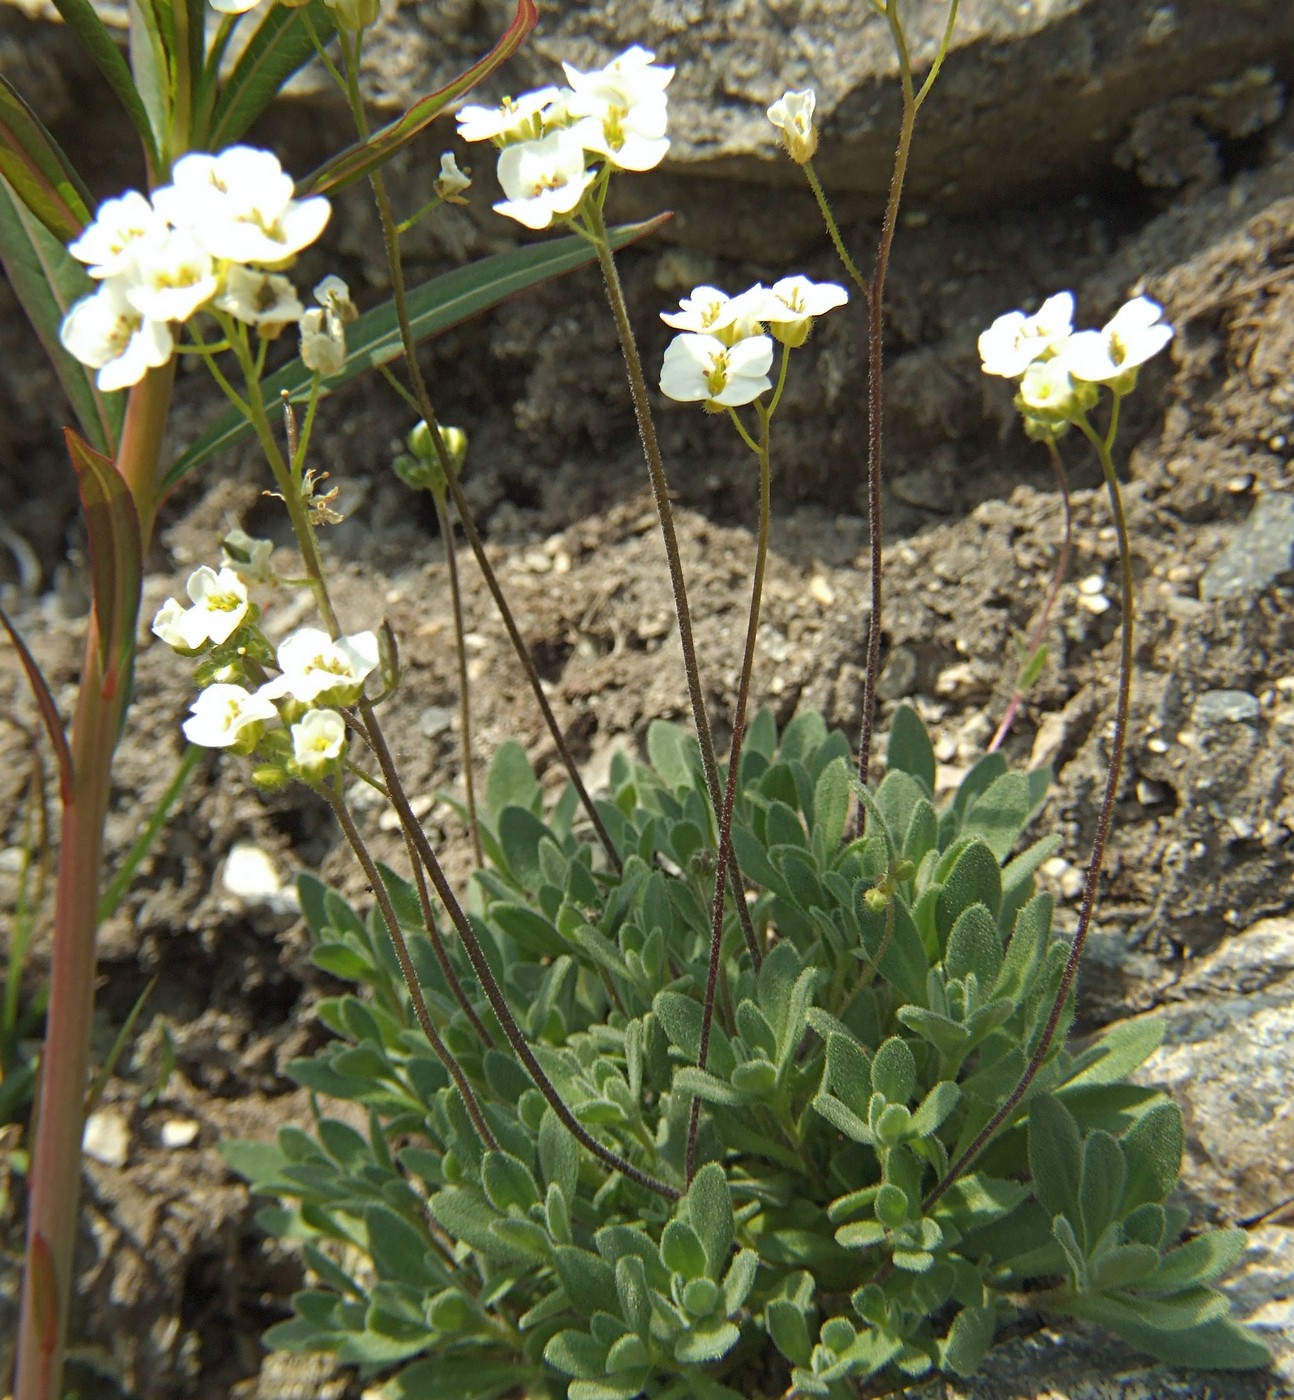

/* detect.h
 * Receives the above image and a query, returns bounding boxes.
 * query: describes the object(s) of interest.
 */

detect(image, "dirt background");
[1,1,1293,1395]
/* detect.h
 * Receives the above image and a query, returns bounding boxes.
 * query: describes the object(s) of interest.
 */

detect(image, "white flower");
[561,46,673,172]
[154,148,330,265]
[313,274,358,325]
[291,708,347,776]
[323,0,378,31]
[182,683,278,749]
[456,87,562,144]
[123,228,219,323]
[59,277,174,391]
[767,89,818,164]
[660,332,774,407]
[208,0,264,13]
[259,627,379,706]
[978,291,1075,378]
[151,565,250,651]
[1061,296,1173,383]
[660,284,772,345]
[1018,357,1079,416]
[493,133,596,229]
[214,265,304,331]
[761,274,848,347]
[299,308,346,375]
[221,528,275,586]
[68,191,168,279]
[435,152,472,201]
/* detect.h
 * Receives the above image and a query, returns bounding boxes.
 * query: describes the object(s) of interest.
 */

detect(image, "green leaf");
[429,1188,511,1259]
[674,1320,740,1364]
[943,904,1003,984]
[545,1328,610,1380]
[934,839,1002,946]
[910,1080,961,1137]
[387,1355,523,1400]
[886,704,935,794]
[0,178,124,457]
[1063,1291,1267,1368]
[485,739,540,821]
[615,1255,651,1338]
[555,1245,616,1319]
[961,771,1032,861]
[1119,1100,1183,1210]
[722,1248,759,1313]
[871,1037,916,1105]
[661,1219,708,1280]
[497,805,551,890]
[0,76,92,242]
[767,1298,813,1366]
[1141,1228,1248,1293]
[0,602,73,804]
[685,1163,734,1278]
[481,1150,539,1213]
[813,756,853,854]
[825,1033,872,1114]
[48,0,158,165]
[207,0,337,149]
[365,1203,438,1287]
[673,1066,744,1107]
[1029,1095,1083,1221]
[1058,1017,1166,1091]
[489,902,567,958]
[1078,1131,1125,1251]
[647,718,702,792]
[655,990,704,1061]
[162,216,668,493]
[539,1107,579,1205]
[939,1303,994,1377]
[301,0,537,195]
[65,429,141,694]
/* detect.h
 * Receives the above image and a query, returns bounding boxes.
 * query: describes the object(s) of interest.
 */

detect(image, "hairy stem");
[589,218,762,968]
[924,409,1134,1210]
[327,788,498,1149]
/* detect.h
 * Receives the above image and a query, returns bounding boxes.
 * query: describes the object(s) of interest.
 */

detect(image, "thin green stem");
[803,161,870,305]
[923,403,1135,1211]
[587,209,762,967]
[431,486,483,867]
[327,786,498,1150]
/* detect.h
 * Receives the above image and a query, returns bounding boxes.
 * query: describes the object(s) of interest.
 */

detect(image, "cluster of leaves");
[224,708,1264,1398]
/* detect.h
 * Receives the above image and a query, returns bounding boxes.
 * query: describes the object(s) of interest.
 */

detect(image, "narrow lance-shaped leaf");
[300,0,538,197]
[0,176,124,456]
[65,429,143,698]
[161,213,670,492]
[0,75,93,243]
[48,0,159,169]
[206,0,337,150]
[0,604,73,802]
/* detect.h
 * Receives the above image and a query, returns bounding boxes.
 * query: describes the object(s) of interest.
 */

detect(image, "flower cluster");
[60,146,330,390]
[300,274,357,377]
[979,291,1174,437]
[151,545,376,782]
[659,276,848,409]
[455,46,673,229]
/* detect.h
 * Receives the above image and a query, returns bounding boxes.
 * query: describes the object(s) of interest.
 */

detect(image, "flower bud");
[767,89,819,165]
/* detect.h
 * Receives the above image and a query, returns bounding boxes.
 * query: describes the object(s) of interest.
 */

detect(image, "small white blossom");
[456,87,562,144]
[978,291,1075,379]
[660,284,772,345]
[313,274,358,325]
[59,278,173,391]
[214,266,304,332]
[151,566,250,651]
[68,191,168,279]
[435,152,472,201]
[1061,296,1173,384]
[291,708,347,776]
[561,46,673,172]
[154,148,330,265]
[299,308,346,375]
[124,228,219,323]
[761,274,849,347]
[660,332,774,407]
[323,0,378,30]
[259,627,379,706]
[182,683,278,749]
[661,285,736,334]
[767,89,818,164]
[221,528,275,586]
[1018,357,1079,415]
[493,132,596,229]
[208,0,264,12]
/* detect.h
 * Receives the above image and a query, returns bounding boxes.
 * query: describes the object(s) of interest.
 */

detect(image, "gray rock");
[1194,689,1262,728]
[1202,494,1294,601]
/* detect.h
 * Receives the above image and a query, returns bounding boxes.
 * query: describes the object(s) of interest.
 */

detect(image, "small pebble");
[378,793,436,831]
[420,705,455,738]
[223,842,297,913]
[808,575,835,607]
[83,1109,129,1167]
[160,1118,200,1149]
[1192,689,1261,729]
